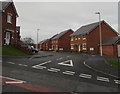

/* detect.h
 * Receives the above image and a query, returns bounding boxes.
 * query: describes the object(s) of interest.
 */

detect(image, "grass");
[2,45,27,56]
[107,60,120,68]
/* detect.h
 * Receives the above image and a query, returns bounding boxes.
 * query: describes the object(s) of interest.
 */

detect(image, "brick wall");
[2,3,17,45]
[86,22,118,53]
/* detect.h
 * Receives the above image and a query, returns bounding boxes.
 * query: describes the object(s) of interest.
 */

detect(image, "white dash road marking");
[0,60,2,63]
[114,80,120,84]
[67,56,70,57]
[79,73,92,79]
[32,67,44,70]
[49,68,60,71]
[7,62,15,64]
[18,64,28,67]
[63,71,75,76]
[56,58,63,60]
[32,66,46,69]
[97,76,109,82]
[47,68,60,72]
[5,81,24,84]
[38,61,52,66]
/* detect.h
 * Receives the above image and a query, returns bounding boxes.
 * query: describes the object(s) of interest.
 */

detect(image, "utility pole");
[37,29,40,49]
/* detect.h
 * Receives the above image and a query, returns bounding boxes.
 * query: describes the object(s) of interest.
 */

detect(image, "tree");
[22,37,34,46]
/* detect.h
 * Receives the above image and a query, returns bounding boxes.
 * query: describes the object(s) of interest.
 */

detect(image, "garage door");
[117,45,120,57]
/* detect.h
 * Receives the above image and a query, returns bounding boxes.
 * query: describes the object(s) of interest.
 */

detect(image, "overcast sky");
[14,2,118,43]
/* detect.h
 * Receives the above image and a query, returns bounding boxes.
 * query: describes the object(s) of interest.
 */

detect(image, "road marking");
[5,81,24,84]
[38,61,52,66]
[7,62,15,64]
[0,76,26,82]
[18,64,28,67]
[97,76,109,82]
[32,66,46,69]
[49,68,60,71]
[67,56,70,57]
[0,60,2,63]
[114,80,120,84]
[79,73,92,79]
[47,68,60,72]
[63,71,75,75]
[56,58,63,60]
[91,55,96,56]
[58,60,73,67]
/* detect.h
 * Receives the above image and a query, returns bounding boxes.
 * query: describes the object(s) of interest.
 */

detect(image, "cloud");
[15,2,118,43]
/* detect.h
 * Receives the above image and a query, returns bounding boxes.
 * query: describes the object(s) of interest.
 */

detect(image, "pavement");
[84,55,120,79]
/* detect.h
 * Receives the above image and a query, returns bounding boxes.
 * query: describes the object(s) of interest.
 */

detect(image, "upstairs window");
[83,36,86,40]
[7,14,12,24]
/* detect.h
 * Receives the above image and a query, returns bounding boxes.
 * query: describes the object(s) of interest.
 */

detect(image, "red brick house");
[102,36,120,57]
[38,39,48,50]
[2,1,19,45]
[51,29,74,51]
[43,34,58,51]
[70,20,119,54]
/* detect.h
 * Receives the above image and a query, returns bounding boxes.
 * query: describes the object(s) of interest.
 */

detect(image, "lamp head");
[95,12,100,14]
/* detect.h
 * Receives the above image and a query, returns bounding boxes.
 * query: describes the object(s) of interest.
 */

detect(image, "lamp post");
[95,12,103,56]
[37,29,40,49]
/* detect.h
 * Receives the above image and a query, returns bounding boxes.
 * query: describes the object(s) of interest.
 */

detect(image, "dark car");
[31,48,39,53]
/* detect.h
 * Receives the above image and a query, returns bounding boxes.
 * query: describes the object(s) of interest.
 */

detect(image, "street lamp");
[37,29,40,49]
[95,12,103,56]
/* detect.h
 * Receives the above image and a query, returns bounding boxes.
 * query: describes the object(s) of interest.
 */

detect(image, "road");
[2,51,120,93]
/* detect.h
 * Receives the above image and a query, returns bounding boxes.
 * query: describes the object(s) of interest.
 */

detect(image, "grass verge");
[2,45,27,56]
[107,60,120,68]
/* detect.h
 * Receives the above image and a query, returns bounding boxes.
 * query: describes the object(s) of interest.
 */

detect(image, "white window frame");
[82,43,86,50]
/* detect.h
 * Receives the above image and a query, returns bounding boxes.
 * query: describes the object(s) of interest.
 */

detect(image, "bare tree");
[22,37,34,46]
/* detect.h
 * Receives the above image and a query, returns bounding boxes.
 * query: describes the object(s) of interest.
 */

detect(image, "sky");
[13,1,118,43]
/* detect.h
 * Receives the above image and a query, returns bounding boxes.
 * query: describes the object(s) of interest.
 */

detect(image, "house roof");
[102,36,120,45]
[70,20,119,37]
[1,1,19,17]
[39,39,48,44]
[52,29,72,40]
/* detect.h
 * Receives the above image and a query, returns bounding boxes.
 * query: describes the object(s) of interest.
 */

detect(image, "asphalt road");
[2,51,120,93]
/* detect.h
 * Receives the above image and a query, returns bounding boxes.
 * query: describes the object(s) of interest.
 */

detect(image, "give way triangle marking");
[58,60,73,67]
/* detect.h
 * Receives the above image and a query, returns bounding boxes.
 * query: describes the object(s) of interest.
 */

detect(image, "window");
[7,14,12,23]
[75,37,77,40]
[90,48,94,51]
[71,44,74,49]
[78,36,80,40]
[59,48,63,50]
[83,36,86,40]
[82,43,86,50]
[71,37,74,41]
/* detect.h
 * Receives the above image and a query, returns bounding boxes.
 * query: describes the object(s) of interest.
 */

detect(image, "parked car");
[23,45,38,53]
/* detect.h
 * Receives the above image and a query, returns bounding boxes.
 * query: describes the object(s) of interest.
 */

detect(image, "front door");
[5,32,11,45]
[117,45,120,57]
